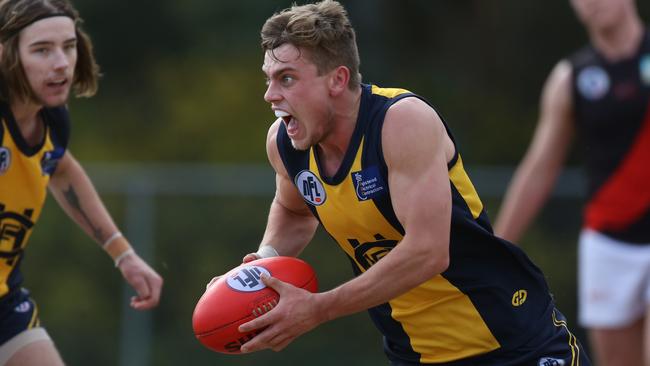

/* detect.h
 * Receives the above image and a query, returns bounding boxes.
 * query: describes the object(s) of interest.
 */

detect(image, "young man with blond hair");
[208,1,591,364]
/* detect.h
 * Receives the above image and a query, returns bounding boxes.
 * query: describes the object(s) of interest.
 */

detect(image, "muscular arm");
[239,98,454,351]
[494,60,575,243]
[317,97,453,317]
[259,120,320,256]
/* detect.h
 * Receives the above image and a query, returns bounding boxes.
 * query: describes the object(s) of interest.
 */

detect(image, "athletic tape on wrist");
[114,248,135,268]
[102,233,133,264]
[102,232,123,249]
[256,245,279,258]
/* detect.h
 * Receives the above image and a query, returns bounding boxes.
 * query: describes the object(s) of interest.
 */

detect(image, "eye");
[281,75,295,86]
[34,47,50,55]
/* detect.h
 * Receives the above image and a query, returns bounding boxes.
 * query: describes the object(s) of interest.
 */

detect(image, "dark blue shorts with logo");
[0,288,40,346]
[388,309,591,366]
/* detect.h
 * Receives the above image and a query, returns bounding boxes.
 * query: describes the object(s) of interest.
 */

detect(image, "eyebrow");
[264,66,297,79]
[28,36,77,48]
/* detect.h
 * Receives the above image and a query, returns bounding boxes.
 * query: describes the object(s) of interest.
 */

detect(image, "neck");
[589,15,644,61]
[317,86,363,162]
[10,100,45,146]
[11,100,43,126]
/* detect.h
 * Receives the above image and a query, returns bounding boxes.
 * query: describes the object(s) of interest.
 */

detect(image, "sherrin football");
[192,256,318,354]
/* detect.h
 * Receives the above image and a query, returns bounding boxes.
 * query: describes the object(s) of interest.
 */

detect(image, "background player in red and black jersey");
[0,1,163,365]
[496,0,650,365]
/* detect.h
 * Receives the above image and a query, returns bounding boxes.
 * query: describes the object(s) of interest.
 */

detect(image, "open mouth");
[46,78,68,88]
[274,110,298,136]
[274,109,291,123]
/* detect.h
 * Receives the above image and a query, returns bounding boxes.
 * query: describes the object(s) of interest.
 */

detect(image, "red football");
[192,256,318,354]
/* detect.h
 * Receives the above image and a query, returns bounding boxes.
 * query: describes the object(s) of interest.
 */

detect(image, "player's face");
[263,43,334,151]
[570,0,634,32]
[18,16,77,107]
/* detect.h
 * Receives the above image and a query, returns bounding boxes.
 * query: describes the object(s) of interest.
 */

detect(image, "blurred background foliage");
[19,0,650,365]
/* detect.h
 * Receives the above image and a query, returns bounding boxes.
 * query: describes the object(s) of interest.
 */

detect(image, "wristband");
[102,232,133,265]
[256,245,279,258]
[102,232,123,249]
[114,248,135,268]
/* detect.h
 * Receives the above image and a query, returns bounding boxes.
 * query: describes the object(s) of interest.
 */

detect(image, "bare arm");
[243,120,321,261]
[238,120,319,264]
[49,152,163,309]
[316,97,453,315]
[206,121,319,289]
[494,60,575,243]
[257,120,320,257]
[239,97,454,351]
[49,151,120,243]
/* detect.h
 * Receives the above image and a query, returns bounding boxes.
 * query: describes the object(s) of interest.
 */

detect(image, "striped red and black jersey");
[569,30,650,244]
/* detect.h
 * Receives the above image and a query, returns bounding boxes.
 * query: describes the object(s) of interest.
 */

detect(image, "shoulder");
[42,106,71,147]
[541,60,573,111]
[266,119,289,177]
[382,97,445,146]
[381,97,450,167]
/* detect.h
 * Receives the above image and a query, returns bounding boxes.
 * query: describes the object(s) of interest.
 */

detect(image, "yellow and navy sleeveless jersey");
[0,102,69,300]
[277,84,558,364]
[569,29,650,244]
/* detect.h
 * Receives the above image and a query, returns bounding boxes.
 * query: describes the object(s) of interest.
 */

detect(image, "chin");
[42,95,70,108]
[290,139,312,151]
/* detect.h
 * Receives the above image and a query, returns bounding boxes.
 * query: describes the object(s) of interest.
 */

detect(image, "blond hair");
[261,0,361,89]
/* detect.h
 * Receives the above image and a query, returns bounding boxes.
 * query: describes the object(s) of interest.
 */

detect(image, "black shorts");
[0,288,40,346]
[388,309,591,366]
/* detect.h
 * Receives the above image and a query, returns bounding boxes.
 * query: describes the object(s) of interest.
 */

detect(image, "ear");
[328,66,350,96]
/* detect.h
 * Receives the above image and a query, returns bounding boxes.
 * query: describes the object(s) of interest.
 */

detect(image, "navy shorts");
[388,309,591,366]
[0,288,40,346]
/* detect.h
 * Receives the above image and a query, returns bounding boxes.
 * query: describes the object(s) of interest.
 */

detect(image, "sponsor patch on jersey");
[512,289,528,306]
[226,266,271,292]
[14,300,31,313]
[0,147,11,175]
[41,147,65,176]
[640,54,650,85]
[351,165,386,201]
[294,170,326,206]
[577,66,610,100]
[538,357,565,366]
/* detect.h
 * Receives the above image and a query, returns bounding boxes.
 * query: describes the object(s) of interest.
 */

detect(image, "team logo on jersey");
[538,357,565,366]
[577,66,610,100]
[294,170,326,206]
[351,166,386,201]
[0,147,10,175]
[348,234,398,271]
[640,54,650,85]
[0,205,34,265]
[41,147,65,176]
[226,265,271,292]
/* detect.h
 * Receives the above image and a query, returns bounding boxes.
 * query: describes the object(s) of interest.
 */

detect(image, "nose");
[264,81,281,104]
[52,48,71,71]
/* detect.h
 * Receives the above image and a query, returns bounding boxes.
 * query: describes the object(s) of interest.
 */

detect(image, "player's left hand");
[117,252,164,310]
[238,274,326,353]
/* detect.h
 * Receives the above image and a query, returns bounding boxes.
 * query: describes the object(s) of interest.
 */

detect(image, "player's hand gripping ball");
[192,256,318,353]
